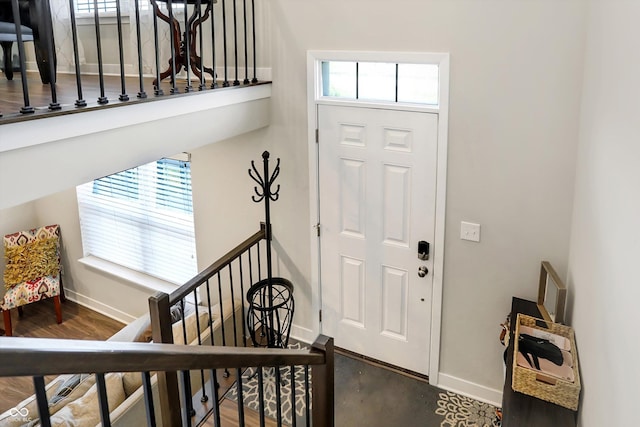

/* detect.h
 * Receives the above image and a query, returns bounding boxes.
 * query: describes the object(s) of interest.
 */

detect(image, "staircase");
[0,224,334,427]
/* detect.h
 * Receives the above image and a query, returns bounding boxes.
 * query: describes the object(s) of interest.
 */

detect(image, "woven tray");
[512,314,581,411]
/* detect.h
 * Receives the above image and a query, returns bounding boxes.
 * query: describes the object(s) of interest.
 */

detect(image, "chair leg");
[1,41,14,81]
[17,306,24,317]
[2,310,12,337]
[53,296,62,324]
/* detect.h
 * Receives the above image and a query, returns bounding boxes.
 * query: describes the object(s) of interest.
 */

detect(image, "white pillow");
[172,310,209,345]
[47,373,126,427]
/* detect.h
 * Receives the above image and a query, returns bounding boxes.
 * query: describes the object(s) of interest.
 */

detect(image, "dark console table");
[501,297,577,427]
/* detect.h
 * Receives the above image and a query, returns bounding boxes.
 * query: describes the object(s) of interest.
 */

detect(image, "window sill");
[79,255,178,295]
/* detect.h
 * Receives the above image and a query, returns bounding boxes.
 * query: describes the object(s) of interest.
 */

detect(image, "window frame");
[76,154,197,291]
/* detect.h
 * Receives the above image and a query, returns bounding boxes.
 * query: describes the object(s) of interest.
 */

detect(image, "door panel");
[319,104,438,375]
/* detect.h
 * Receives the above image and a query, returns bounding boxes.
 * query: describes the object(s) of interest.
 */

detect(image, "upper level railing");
[0,0,264,122]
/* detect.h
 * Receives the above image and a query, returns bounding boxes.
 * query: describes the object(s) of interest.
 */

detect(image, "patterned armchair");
[2,224,63,336]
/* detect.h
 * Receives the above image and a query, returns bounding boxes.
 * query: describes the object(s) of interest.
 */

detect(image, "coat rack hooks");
[248,150,280,278]
[249,151,280,204]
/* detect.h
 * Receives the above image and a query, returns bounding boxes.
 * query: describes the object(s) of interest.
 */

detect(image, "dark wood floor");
[0,298,125,413]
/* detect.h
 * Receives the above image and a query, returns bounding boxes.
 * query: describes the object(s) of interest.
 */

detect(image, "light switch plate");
[460,221,481,242]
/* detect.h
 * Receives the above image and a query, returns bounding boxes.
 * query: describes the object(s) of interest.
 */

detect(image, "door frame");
[306,50,450,384]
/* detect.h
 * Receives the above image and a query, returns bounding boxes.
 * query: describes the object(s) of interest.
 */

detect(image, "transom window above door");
[321,61,439,106]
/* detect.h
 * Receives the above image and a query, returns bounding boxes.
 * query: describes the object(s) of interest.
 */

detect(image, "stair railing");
[149,222,276,426]
[0,334,334,427]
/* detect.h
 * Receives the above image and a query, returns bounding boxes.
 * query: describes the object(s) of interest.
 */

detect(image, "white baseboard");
[290,324,315,345]
[64,289,137,325]
[437,373,503,407]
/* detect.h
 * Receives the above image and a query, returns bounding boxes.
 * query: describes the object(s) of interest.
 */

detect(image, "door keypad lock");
[418,240,430,261]
[418,266,428,277]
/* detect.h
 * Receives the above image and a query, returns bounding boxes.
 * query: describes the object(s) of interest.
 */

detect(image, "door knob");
[418,265,428,277]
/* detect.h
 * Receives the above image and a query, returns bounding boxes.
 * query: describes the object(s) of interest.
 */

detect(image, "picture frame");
[537,261,567,324]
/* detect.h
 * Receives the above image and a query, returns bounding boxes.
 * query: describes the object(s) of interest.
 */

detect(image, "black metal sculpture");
[247,151,294,349]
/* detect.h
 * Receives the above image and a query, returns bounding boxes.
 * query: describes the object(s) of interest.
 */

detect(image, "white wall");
[567,1,640,425]
[267,0,586,401]
[0,128,271,323]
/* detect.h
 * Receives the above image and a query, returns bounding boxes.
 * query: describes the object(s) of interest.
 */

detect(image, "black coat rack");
[249,150,280,283]
[247,151,294,349]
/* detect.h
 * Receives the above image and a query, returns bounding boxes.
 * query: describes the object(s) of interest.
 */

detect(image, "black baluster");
[34,376,51,427]
[10,0,33,113]
[250,0,257,83]
[275,366,283,426]
[183,0,192,92]
[229,264,238,346]
[205,279,215,347]
[257,241,262,281]
[142,372,157,427]
[96,373,112,427]
[178,300,195,421]
[168,0,179,93]
[41,0,60,110]
[239,255,247,345]
[93,0,108,104]
[196,0,205,90]
[193,290,208,403]
[304,365,310,427]
[208,0,217,88]
[291,365,297,427]
[115,0,129,101]
[236,369,245,425]
[211,378,221,427]
[242,0,248,84]
[151,0,164,95]
[217,273,227,347]
[257,367,266,427]
[221,0,228,86]
[134,0,147,98]
[248,245,254,285]
[68,0,86,106]
[180,370,193,427]
[232,0,239,85]
[217,273,231,379]
[205,279,222,427]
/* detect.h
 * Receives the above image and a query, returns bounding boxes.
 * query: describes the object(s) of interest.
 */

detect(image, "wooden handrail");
[0,335,328,378]
[148,224,268,426]
[168,223,266,303]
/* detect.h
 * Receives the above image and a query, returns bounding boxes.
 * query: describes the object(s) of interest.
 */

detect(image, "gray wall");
[568,1,639,425]
[266,0,585,400]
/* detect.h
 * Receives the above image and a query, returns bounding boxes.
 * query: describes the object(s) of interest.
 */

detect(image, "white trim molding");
[438,373,503,408]
[306,50,450,383]
[290,324,315,345]
[64,288,138,325]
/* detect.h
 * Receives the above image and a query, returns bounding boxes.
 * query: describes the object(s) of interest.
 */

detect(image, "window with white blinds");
[75,0,119,13]
[76,156,198,286]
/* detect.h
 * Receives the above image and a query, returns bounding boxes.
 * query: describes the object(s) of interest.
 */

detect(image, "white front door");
[318,104,438,375]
